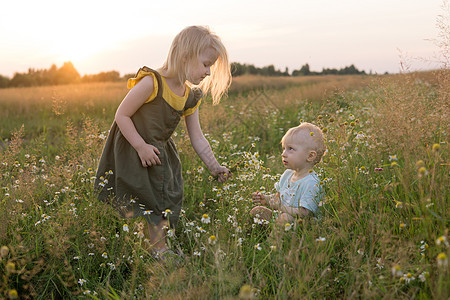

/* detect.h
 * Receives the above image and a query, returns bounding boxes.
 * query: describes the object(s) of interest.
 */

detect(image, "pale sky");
[0,0,445,77]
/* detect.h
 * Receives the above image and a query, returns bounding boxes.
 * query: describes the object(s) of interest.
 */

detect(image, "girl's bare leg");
[147,219,169,253]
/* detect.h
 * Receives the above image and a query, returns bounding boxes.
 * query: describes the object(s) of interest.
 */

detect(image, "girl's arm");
[269,193,312,218]
[185,109,231,182]
[115,76,161,168]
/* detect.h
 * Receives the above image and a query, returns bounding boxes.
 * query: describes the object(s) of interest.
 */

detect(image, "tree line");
[0,61,369,88]
[231,62,367,77]
[0,62,127,88]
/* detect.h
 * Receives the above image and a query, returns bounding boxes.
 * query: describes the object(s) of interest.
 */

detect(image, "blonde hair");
[158,25,232,104]
[281,122,326,165]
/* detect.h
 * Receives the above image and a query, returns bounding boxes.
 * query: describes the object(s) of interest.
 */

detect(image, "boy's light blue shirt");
[274,169,323,216]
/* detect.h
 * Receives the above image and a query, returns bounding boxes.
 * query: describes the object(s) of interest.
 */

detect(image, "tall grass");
[0,66,448,298]
[2,37,450,299]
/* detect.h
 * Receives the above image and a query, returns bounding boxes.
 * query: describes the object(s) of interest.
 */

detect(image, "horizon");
[0,0,445,77]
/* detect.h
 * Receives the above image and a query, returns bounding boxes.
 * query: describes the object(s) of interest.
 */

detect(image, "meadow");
[0,69,448,299]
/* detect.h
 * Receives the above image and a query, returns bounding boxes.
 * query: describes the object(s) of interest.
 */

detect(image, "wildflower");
[376,258,384,269]
[143,210,152,215]
[420,241,429,251]
[270,245,277,251]
[122,224,129,232]
[73,256,82,260]
[399,223,406,230]
[357,249,364,255]
[163,209,172,218]
[394,201,403,208]
[239,284,257,299]
[209,235,217,245]
[391,162,398,167]
[1,245,9,257]
[418,271,429,282]
[391,264,403,277]
[197,226,206,233]
[418,167,428,177]
[237,238,243,247]
[167,229,175,238]
[78,279,87,286]
[374,167,383,172]
[284,223,292,231]
[402,273,415,284]
[316,237,326,242]
[415,160,425,168]
[253,217,265,225]
[6,262,15,273]
[389,155,398,161]
[355,131,365,140]
[193,251,201,256]
[436,236,449,247]
[201,214,211,224]
[437,253,448,267]
[101,252,108,259]
[199,201,205,207]
[8,289,19,299]
[254,243,262,251]
[432,143,440,152]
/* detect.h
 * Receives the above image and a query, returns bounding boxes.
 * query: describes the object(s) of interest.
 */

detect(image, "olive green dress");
[95,67,202,227]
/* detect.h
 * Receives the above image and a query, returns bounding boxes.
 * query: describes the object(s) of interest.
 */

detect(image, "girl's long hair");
[158,26,232,104]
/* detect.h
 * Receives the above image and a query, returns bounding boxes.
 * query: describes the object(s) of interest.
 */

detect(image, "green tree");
[0,75,10,88]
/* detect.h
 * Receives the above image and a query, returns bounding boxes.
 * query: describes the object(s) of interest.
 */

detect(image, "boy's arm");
[185,109,231,182]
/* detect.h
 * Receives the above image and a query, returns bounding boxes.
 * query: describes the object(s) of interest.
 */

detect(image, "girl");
[95,26,232,257]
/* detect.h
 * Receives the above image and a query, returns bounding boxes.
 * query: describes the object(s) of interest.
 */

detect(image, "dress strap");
[134,66,163,99]
[184,87,203,111]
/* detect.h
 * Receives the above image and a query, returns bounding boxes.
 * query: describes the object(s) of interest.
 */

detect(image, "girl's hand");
[252,192,268,206]
[136,144,161,167]
[213,166,231,183]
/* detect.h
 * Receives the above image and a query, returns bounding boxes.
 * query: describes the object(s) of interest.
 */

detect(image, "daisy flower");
[209,235,217,245]
[201,214,211,224]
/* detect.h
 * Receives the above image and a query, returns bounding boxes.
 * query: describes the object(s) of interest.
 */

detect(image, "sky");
[0,0,446,77]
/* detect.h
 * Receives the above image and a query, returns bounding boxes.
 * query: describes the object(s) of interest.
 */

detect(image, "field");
[0,70,448,299]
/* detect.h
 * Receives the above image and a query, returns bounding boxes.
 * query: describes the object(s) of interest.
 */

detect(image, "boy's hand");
[252,192,268,206]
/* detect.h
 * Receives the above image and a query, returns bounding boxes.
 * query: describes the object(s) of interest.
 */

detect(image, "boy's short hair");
[281,122,326,165]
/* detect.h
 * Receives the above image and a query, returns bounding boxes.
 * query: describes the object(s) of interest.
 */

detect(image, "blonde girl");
[95,26,232,257]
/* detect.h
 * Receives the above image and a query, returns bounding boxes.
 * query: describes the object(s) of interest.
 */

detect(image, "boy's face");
[281,132,315,172]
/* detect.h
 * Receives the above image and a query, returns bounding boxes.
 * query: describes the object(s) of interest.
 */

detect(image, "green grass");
[0,71,448,299]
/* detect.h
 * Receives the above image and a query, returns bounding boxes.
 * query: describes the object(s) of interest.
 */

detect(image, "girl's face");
[188,47,218,85]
